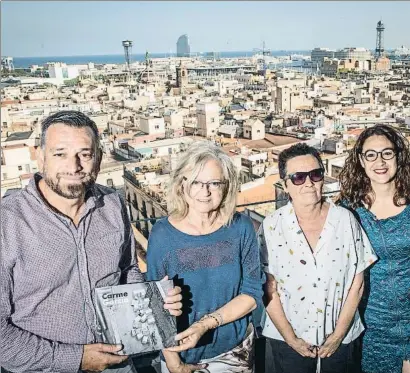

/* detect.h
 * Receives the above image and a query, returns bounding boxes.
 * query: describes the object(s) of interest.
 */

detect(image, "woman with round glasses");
[338,124,410,373]
[259,143,377,373]
[146,141,263,373]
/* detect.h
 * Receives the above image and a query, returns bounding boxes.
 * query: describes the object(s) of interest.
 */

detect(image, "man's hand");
[287,337,317,358]
[162,276,183,316]
[318,333,343,358]
[165,321,209,353]
[81,343,128,372]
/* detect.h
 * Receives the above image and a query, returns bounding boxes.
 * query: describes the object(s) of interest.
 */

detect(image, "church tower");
[176,62,188,93]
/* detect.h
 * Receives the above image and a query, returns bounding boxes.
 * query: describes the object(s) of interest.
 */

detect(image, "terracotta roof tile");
[237,174,280,211]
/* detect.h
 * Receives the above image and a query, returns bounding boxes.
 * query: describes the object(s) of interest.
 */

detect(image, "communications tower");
[122,40,133,71]
[375,20,385,58]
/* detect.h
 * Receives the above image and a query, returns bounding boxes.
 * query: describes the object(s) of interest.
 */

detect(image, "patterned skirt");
[161,324,255,373]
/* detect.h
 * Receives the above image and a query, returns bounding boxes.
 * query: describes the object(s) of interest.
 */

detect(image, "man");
[1,111,182,372]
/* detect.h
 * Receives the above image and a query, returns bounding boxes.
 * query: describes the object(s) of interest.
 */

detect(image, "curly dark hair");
[338,124,410,208]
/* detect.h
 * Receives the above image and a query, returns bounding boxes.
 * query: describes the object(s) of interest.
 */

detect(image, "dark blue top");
[146,212,264,364]
[353,204,410,373]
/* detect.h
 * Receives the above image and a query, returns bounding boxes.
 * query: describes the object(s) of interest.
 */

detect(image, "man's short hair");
[40,110,100,149]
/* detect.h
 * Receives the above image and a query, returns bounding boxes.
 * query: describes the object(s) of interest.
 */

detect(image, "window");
[18,166,23,171]
[211,118,215,123]
[2,122,7,128]
[25,164,30,173]
[257,130,260,133]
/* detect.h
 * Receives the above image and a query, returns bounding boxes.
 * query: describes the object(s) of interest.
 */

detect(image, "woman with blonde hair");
[147,141,263,373]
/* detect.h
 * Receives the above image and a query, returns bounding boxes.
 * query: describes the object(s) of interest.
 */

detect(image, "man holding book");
[1,111,183,372]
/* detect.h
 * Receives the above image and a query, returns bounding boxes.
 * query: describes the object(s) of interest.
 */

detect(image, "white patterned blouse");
[259,200,378,346]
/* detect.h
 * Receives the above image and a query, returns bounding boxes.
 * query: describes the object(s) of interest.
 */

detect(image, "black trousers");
[266,338,361,373]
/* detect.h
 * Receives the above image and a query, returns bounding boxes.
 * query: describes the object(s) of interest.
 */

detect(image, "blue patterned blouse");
[354,204,410,373]
[146,212,264,364]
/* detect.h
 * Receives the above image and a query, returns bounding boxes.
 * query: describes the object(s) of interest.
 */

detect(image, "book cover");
[95,280,177,356]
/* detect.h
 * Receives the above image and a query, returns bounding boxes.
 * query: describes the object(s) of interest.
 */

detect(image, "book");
[95,280,177,356]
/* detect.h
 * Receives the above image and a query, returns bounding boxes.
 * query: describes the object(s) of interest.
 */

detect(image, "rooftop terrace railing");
[127,190,342,372]
[129,190,341,224]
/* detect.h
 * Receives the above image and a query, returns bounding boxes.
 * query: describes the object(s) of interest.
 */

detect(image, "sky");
[2,1,410,57]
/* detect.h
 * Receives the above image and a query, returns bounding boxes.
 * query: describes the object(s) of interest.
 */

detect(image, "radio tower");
[375,20,385,58]
[122,40,133,72]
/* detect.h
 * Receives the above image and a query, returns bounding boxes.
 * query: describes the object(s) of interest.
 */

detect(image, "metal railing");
[129,190,340,223]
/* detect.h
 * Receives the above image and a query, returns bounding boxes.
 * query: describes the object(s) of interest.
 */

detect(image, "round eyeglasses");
[361,148,396,162]
[183,177,227,192]
[284,168,325,186]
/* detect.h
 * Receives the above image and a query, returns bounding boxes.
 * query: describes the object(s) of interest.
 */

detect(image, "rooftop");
[237,174,280,211]
[2,143,29,150]
[346,128,365,136]
[5,131,33,142]
[1,100,20,106]
[129,137,194,151]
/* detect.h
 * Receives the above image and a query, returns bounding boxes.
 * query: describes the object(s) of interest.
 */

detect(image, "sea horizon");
[6,50,312,69]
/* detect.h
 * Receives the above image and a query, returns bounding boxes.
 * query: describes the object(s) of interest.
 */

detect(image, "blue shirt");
[146,212,263,364]
[354,204,410,373]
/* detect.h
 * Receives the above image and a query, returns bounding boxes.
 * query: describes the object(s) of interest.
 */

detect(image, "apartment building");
[1,131,39,181]
[139,117,166,135]
[311,48,336,67]
[243,118,265,140]
[196,101,220,137]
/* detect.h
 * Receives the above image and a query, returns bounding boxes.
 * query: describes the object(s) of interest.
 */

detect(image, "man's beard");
[43,169,97,199]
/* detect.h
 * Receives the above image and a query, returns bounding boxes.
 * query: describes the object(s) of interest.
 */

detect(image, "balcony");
[123,168,168,216]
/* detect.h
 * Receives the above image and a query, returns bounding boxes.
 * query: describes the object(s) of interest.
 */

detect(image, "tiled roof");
[1,100,19,106]
[346,128,364,136]
[237,174,280,212]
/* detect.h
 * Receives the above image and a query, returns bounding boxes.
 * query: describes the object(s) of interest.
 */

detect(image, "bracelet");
[200,312,223,329]
[200,314,220,329]
[212,312,223,326]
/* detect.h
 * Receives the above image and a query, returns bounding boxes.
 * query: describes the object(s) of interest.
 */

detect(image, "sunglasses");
[284,168,325,186]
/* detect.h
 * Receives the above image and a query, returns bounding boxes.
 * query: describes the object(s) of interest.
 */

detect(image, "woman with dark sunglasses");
[259,143,377,373]
[338,125,410,373]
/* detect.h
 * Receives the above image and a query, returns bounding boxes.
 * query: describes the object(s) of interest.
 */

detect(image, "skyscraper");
[176,34,190,57]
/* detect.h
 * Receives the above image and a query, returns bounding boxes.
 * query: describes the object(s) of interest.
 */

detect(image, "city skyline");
[1,1,410,58]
